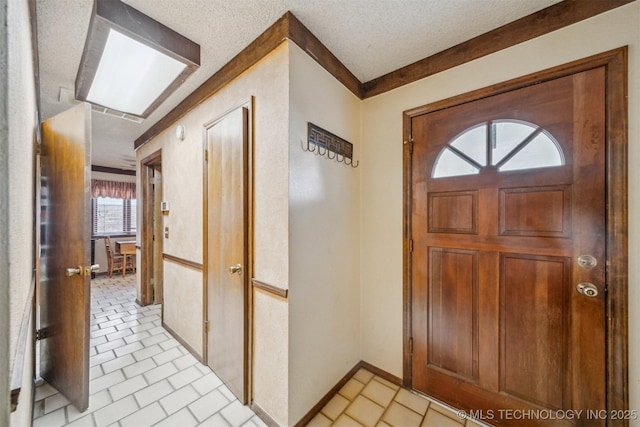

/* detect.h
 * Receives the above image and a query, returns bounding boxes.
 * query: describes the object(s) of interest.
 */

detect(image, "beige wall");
[4,0,37,424]
[288,43,362,424]
[136,43,291,424]
[360,2,640,420]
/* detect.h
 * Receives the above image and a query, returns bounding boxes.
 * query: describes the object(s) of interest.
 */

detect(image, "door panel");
[206,106,249,402]
[411,68,606,426]
[39,103,92,411]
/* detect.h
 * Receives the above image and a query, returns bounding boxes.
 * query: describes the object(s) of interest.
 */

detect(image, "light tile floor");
[32,275,267,427]
[306,370,489,427]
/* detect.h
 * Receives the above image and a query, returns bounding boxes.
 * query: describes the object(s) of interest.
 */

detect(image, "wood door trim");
[402,47,628,413]
[161,253,203,271]
[251,279,288,299]
[140,149,162,306]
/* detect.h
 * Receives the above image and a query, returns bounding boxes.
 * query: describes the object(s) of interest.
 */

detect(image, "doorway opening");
[140,150,164,307]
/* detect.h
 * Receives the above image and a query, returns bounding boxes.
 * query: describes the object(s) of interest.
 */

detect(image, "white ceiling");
[35,0,562,171]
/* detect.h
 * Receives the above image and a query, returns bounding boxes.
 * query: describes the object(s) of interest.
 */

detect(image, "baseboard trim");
[360,360,402,387]
[250,401,280,427]
[161,321,204,364]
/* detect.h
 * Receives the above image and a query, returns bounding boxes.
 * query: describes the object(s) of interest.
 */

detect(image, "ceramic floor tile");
[122,358,157,378]
[65,414,95,427]
[192,372,224,396]
[168,365,202,390]
[220,400,256,426]
[333,414,364,427]
[101,353,135,374]
[188,388,230,422]
[353,369,375,384]
[34,383,60,402]
[108,375,148,401]
[199,413,231,426]
[428,400,462,421]
[321,394,350,421]
[90,370,125,394]
[33,407,66,427]
[382,401,423,427]
[173,353,199,370]
[339,378,366,401]
[43,392,70,414]
[113,341,144,357]
[345,395,385,427]
[307,413,333,427]
[119,402,167,427]
[159,385,200,415]
[421,408,463,427]
[372,376,400,391]
[153,407,198,427]
[67,390,112,422]
[394,388,430,416]
[93,395,138,427]
[361,379,397,408]
[131,344,163,362]
[143,361,179,384]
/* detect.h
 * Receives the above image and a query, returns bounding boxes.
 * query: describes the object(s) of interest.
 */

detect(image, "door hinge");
[35,328,50,341]
[204,150,208,161]
[409,239,414,253]
[204,320,210,333]
[409,337,414,354]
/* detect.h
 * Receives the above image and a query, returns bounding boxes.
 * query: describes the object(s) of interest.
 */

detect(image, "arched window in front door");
[432,120,564,178]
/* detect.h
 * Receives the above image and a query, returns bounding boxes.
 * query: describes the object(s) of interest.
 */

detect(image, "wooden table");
[116,240,136,277]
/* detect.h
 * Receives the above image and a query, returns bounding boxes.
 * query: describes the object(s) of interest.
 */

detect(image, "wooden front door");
[409,67,607,426]
[205,105,250,403]
[39,103,92,411]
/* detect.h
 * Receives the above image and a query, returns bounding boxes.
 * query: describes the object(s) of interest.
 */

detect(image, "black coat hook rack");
[302,122,359,168]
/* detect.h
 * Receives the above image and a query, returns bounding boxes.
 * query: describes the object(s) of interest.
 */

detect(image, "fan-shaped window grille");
[432,120,564,178]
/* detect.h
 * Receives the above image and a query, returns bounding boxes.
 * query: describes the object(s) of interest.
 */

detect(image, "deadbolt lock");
[577,254,597,269]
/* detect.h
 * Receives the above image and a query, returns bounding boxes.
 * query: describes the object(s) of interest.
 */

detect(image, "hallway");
[32,275,266,427]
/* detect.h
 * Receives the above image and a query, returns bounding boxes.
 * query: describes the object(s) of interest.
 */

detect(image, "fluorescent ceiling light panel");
[87,29,187,116]
[76,0,200,118]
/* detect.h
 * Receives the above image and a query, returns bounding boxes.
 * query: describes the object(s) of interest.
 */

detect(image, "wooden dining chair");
[104,236,124,277]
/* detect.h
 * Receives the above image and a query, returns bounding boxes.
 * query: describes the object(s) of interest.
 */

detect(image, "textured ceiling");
[35,0,561,170]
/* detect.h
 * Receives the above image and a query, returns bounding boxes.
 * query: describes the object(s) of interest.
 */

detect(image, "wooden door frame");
[402,48,628,415]
[202,98,254,402]
[140,149,162,306]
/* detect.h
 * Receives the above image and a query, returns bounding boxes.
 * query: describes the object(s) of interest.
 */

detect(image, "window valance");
[91,179,136,199]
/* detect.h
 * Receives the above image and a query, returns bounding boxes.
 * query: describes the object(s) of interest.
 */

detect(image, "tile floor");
[307,370,488,427]
[32,275,267,427]
[32,274,487,427]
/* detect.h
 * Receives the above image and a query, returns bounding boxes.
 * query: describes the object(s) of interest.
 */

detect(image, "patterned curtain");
[91,179,136,199]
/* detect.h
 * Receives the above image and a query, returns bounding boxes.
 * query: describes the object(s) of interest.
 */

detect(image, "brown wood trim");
[604,46,629,420]
[286,12,361,98]
[251,279,288,299]
[402,112,413,389]
[162,253,203,271]
[135,12,361,149]
[250,401,280,427]
[294,361,364,427]
[362,0,634,98]
[91,165,136,176]
[135,14,289,149]
[161,321,203,364]
[140,150,161,306]
[133,3,630,150]
[360,361,403,386]
[10,276,35,412]
[402,47,629,417]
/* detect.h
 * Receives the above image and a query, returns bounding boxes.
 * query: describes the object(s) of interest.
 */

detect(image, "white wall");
[360,2,640,419]
[288,43,362,424]
[5,0,37,424]
[136,43,291,425]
